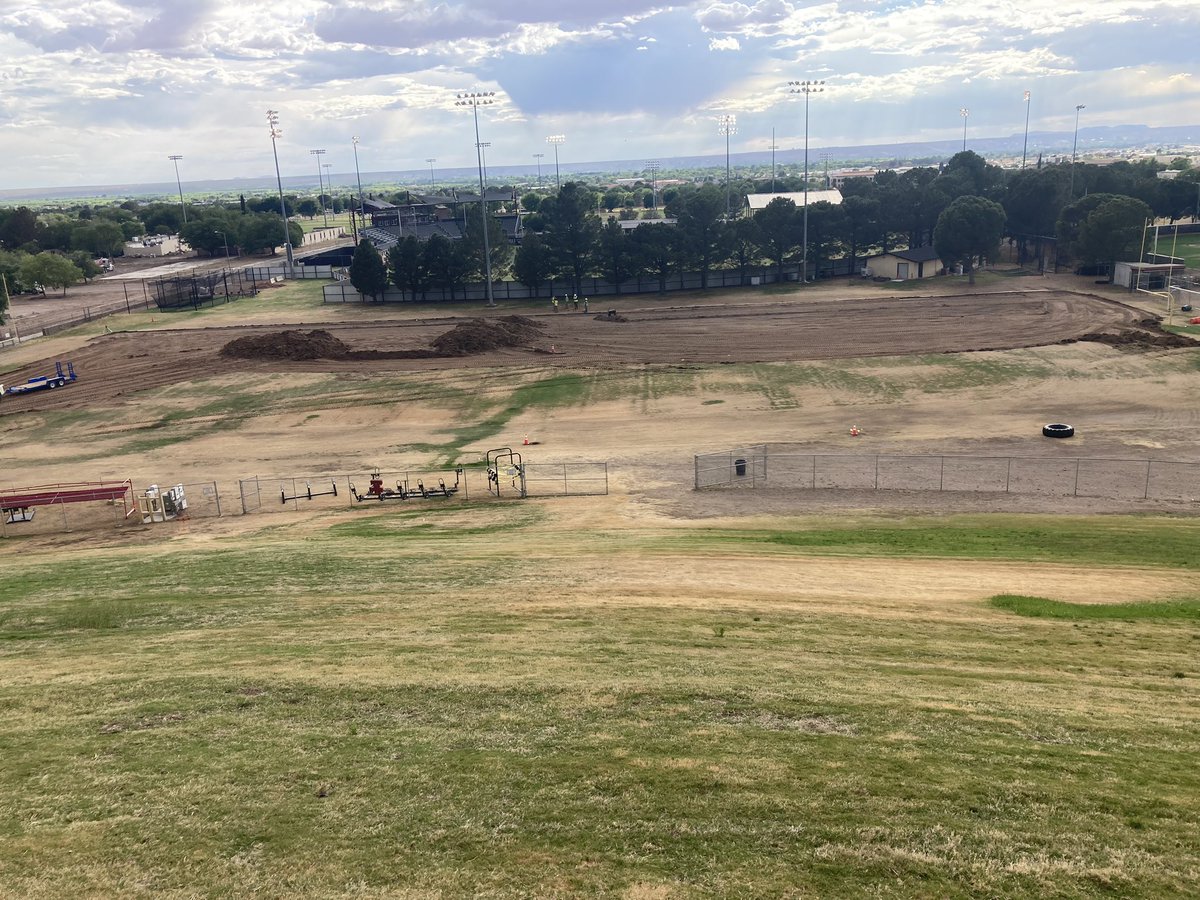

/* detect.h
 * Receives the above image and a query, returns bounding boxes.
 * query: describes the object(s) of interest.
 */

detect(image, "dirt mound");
[221,330,350,361]
[219,319,543,362]
[594,311,629,323]
[1062,319,1195,351]
[431,315,546,355]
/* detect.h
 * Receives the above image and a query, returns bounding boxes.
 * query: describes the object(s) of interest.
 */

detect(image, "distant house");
[745,189,843,212]
[865,246,943,280]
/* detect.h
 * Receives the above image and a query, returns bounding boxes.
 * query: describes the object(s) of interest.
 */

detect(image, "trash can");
[735,458,747,477]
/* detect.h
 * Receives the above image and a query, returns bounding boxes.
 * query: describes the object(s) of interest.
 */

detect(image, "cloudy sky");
[0,0,1197,190]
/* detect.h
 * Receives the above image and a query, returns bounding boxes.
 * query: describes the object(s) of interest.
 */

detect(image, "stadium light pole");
[790,79,824,284]
[426,158,436,192]
[266,110,294,271]
[479,142,491,188]
[718,114,737,218]
[533,152,544,186]
[351,136,365,244]
[546,135,566,190]
[455,91,497,308]
[770,127,778,194]
[168,155,187,226]
[213,229,230,260]
[1069,104,1086,198]
[646,160,661,214]
[322,163,334,224]
[310,149,328,226]
[1021,90,1032,169]
[959,107,969,152]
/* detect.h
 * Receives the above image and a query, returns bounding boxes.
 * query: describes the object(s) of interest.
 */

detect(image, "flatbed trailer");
[1,361,77,397]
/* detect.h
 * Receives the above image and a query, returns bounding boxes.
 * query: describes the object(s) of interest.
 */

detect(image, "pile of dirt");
[1063,319,1195,351]
[431,315,546,355]
[594,311,629,323]
[219,321,535,363]
[221,330,351,361]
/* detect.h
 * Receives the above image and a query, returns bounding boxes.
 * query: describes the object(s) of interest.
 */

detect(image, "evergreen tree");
[349,238,389,301]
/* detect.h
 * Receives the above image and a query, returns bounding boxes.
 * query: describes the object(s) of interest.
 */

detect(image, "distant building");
[865,245,943,280]
[745,189,843,211]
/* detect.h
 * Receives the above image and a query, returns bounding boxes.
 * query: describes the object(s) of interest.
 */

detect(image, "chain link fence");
[695,446,1200,503]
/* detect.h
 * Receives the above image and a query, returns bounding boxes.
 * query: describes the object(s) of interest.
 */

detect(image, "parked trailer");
[1,361,77,397]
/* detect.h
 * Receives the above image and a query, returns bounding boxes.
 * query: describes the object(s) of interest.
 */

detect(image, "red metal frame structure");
[0,480,133,524]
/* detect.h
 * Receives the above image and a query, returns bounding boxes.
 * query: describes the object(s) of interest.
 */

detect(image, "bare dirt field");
[0,290,1160,414]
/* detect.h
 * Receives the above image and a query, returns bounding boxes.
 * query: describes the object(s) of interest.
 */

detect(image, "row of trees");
[349,149,1182,299]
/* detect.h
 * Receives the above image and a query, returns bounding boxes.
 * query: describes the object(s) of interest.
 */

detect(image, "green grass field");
[1,509,1197,897]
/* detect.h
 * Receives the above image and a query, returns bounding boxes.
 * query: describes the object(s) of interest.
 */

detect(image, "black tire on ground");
[1043,423,1075,438]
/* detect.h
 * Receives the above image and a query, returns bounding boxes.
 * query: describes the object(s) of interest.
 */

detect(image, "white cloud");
[709,36,741,51]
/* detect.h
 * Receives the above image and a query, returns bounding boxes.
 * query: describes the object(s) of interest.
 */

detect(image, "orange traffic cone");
[523,434,530,446]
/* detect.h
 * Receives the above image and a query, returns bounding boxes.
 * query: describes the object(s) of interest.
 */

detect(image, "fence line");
[321,263,830,305]
[694,448,1200,502]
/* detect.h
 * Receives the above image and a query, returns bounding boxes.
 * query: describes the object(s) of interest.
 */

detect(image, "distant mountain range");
[4,123,1198,203]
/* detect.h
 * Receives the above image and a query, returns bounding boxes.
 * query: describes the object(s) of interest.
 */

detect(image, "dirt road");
[0,290,1153,415]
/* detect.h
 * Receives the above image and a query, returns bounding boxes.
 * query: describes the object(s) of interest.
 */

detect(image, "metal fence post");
[939,456,945,491]
[1006,458,1012,492]
[213,482,222,518]
[875,455,880,490]
[1144,461,1152,499]
[1074,459,1081,496]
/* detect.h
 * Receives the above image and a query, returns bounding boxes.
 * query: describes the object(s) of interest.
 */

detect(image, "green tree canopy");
[513,233,557,297]
[539,182,602,294]
[1076,195,1154,280]
[387,236,429,300]
[349,239,389,301]
[933,195,1006,284]
[20,252,83,295]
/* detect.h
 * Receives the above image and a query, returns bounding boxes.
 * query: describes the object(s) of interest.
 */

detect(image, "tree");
[597,219,634,293]
[387,236,428,301]
[629,223,678,293]
[933,195,1006,285]
[296,198,319,219]
[754,197,799,279]
[70,221,125,257]
[539,182,602,294]
[20,252,83,295]
[70,252,104,282]
[840,195,881,278]
[1076,196,1153,281]
[728,218,762,286]
[239,214,302,256]
[349,239,389,301]
[803,201,847,280]
[669,185,727,289]
[521,193,542,213]
[423,235,472,300]
[461,203,513,281]
[0,207,39,250]
[513,233,557,297]
[601,190,623,212]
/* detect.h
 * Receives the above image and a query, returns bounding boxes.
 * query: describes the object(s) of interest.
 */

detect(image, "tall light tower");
[168,155,187,226]
[770,128,778,193]
[310,149,328,226]
[1021,90,1032,169]
[546,135,566,190]
[959,107,969,152]
[351,136,365,243]
[718,114,737,218]
[479,142,491,188]
[1069,104,1086,198]
[533,152,544,186]
[646,160,661,214]
[266,110,294,270]
[322,162,333,221]
[789,79,825,284]
[455,91,497,308]
[426,158,437,192]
